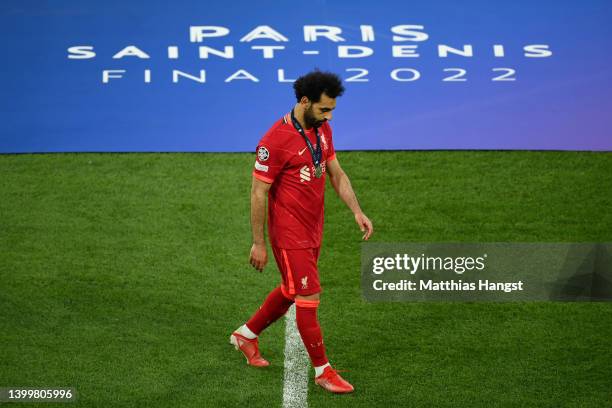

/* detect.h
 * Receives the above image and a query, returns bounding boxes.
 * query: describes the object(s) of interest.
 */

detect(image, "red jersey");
[253,112,336,249]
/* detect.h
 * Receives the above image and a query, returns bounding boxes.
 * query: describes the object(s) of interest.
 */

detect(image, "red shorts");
[271,246,321,298]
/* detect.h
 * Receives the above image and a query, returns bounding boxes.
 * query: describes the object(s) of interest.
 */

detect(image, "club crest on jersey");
[257,146,270,162]
[320,133,328,151]
[301,276,308,289]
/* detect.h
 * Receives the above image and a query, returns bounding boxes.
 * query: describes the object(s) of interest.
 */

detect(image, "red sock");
[295,298,328,367]
[245,286,294,335]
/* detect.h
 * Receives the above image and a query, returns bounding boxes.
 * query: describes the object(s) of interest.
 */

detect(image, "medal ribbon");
[290,109,322,172]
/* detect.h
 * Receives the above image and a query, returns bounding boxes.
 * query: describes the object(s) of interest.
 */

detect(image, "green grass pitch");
[1,151,611,407]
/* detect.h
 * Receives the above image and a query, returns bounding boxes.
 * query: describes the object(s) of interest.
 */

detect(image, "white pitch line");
[282,304,309,408]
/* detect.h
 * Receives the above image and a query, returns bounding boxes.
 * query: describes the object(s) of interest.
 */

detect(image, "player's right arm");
[250,127,287,272]
[250,176,272,272]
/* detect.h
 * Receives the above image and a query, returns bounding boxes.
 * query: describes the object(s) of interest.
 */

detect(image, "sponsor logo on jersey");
[257,146,270,162]
[254,161,269,172]
[299,165,311,182]
[298,147,308,155]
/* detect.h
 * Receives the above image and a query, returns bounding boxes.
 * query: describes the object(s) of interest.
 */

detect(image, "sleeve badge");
[257,146,270,162]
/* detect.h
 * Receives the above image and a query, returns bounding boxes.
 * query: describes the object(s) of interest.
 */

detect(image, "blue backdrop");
[1,0,611,153]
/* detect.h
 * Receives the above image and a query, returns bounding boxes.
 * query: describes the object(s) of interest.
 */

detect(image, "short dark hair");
[293,69,345,102]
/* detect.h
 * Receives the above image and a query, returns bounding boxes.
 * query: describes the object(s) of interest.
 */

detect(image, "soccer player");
[230,70,373,394]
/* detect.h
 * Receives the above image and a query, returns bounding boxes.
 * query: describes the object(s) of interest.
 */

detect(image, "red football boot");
[314,366,354,394]
[229,332,270,367]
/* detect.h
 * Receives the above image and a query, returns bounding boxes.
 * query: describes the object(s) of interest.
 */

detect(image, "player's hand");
[355,212,373,240]
[249,243,268,272]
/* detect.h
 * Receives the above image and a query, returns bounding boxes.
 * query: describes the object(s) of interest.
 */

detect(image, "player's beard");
[304,105,325,129]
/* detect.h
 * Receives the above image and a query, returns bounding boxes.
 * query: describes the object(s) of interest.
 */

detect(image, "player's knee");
[296,292,320,301]
[295,292,320,310]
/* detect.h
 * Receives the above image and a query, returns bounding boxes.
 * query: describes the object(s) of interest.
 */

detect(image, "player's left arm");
[326,156,373,240]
